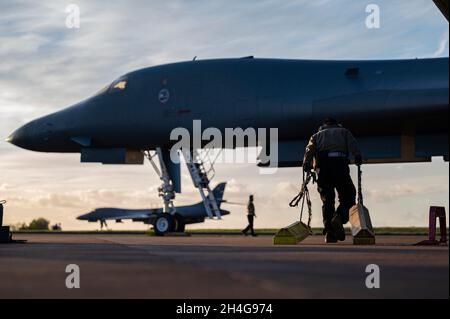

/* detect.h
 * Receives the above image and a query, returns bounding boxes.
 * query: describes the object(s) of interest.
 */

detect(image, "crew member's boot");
[325,231,338,243]
[331,214,346,241]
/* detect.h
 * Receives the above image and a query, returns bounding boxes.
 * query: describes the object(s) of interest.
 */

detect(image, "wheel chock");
[0,202,13,244]
[0,226,12,244]
[350,203,375,245]
[273,221,312,245]
[353,234,376,245]
[350,166,375,245]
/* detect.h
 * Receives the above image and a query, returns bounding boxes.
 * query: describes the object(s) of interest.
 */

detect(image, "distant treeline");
[11,218,61,231]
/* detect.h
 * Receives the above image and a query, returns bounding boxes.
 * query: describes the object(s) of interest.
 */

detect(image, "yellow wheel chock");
[273,221,312,245]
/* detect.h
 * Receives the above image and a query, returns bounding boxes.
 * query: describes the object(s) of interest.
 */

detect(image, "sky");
[0,0,448,230]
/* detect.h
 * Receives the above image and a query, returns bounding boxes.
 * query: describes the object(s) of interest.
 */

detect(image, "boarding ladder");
[184,149,222,219]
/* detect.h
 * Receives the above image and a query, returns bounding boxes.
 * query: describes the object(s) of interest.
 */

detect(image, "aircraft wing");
[258,133,449,168]
[78,208,162,222]
[101,212,154,221]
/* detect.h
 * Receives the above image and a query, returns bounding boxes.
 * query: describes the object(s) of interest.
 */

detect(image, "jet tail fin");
[212,183,227,208]
[433,0,449,22]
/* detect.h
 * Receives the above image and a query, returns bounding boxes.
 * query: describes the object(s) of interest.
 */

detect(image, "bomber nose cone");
[5,134,14,143]
[77,214,86,220]
[6,122,36,150]
[77,212,92,220]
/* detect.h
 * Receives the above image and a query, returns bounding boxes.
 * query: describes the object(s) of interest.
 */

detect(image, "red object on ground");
[415,206,448,246]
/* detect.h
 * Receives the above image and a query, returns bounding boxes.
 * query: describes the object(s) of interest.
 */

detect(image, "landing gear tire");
[173,215,186,233]
[154,214,174,236]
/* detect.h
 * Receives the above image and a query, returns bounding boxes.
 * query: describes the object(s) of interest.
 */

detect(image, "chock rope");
[357,165,364,206]
[289,171,315,228]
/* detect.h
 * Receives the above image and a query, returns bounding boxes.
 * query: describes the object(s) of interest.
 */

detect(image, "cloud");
[365,183,445,202]
[0,183,12,191]
[433,29,449,57]
[33,189,157,209]
[0,34,50,56]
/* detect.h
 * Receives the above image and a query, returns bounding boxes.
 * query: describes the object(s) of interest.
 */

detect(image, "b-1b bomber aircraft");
[7,1,449,234]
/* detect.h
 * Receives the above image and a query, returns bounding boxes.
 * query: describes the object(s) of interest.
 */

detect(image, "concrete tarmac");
[0,234,448,299]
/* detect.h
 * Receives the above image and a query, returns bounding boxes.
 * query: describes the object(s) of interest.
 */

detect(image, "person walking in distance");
[242,195,257,237]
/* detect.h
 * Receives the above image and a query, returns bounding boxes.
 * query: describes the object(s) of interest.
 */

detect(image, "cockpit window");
[94,76,128,97]
[112,80,127,90]
[109,77,128,93]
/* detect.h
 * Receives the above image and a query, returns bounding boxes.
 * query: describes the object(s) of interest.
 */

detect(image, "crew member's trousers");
[317,157,356,233]
[243,215,255,235]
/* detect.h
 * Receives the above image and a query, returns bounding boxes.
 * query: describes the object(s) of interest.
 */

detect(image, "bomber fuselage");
[8,57,449,158]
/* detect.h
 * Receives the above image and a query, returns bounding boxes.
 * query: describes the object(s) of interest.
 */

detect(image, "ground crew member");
[242,195,257,237]
[303,118,362,243]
